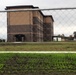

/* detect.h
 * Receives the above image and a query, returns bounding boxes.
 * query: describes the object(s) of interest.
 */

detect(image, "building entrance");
[14,34,25,42]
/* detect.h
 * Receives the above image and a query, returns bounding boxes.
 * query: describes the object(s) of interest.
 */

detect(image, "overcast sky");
[0,0,76,40]
[0,0,76,10]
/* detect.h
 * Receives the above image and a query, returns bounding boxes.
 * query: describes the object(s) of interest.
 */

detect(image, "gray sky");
[0,0,76,40]
[0,0,76,10]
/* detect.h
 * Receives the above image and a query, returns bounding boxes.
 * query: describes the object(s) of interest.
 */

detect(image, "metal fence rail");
[0,7,76,42]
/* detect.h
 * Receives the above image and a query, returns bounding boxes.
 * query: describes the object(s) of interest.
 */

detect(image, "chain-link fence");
[0,7,76,42]
[0,7,76,75]
[0,12,7,42]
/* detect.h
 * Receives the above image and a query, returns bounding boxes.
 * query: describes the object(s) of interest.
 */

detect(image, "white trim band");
[0,51,76,53]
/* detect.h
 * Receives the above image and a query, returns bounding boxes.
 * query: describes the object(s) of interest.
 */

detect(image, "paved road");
[0,51,76,53]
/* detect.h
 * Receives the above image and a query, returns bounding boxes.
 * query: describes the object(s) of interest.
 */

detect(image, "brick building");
[6,5,54,42]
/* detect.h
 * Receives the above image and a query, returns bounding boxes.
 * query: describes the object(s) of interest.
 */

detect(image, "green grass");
[0,42,76,51]
[0,53,76,75]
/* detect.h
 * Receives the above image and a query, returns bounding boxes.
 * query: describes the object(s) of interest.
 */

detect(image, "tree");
[61,34,65,39]
[74,32,76,38]
[69,35,73,40]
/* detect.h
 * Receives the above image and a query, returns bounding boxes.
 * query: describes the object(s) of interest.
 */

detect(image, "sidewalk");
[0,51,76,53]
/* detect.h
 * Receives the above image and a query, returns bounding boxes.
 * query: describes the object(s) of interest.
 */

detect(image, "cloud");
[0,27,7,39]
[1,0,76,10]
[54,24,76,36]
[0,0,76,39]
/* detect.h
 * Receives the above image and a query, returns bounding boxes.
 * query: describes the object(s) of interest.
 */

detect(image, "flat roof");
[5,5,54,22]
[5,5,39,10]
[44,15,54,22]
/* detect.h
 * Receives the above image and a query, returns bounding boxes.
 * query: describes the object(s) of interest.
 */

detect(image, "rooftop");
[5,5,39,10]
[5,5,54,22]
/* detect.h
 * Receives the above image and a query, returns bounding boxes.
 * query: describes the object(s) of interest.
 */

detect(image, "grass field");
[0,53,76,75]
[0,42,76,51]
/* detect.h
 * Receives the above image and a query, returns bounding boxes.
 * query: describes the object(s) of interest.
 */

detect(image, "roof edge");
[44,15,54,22]
[5,5,39,10]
